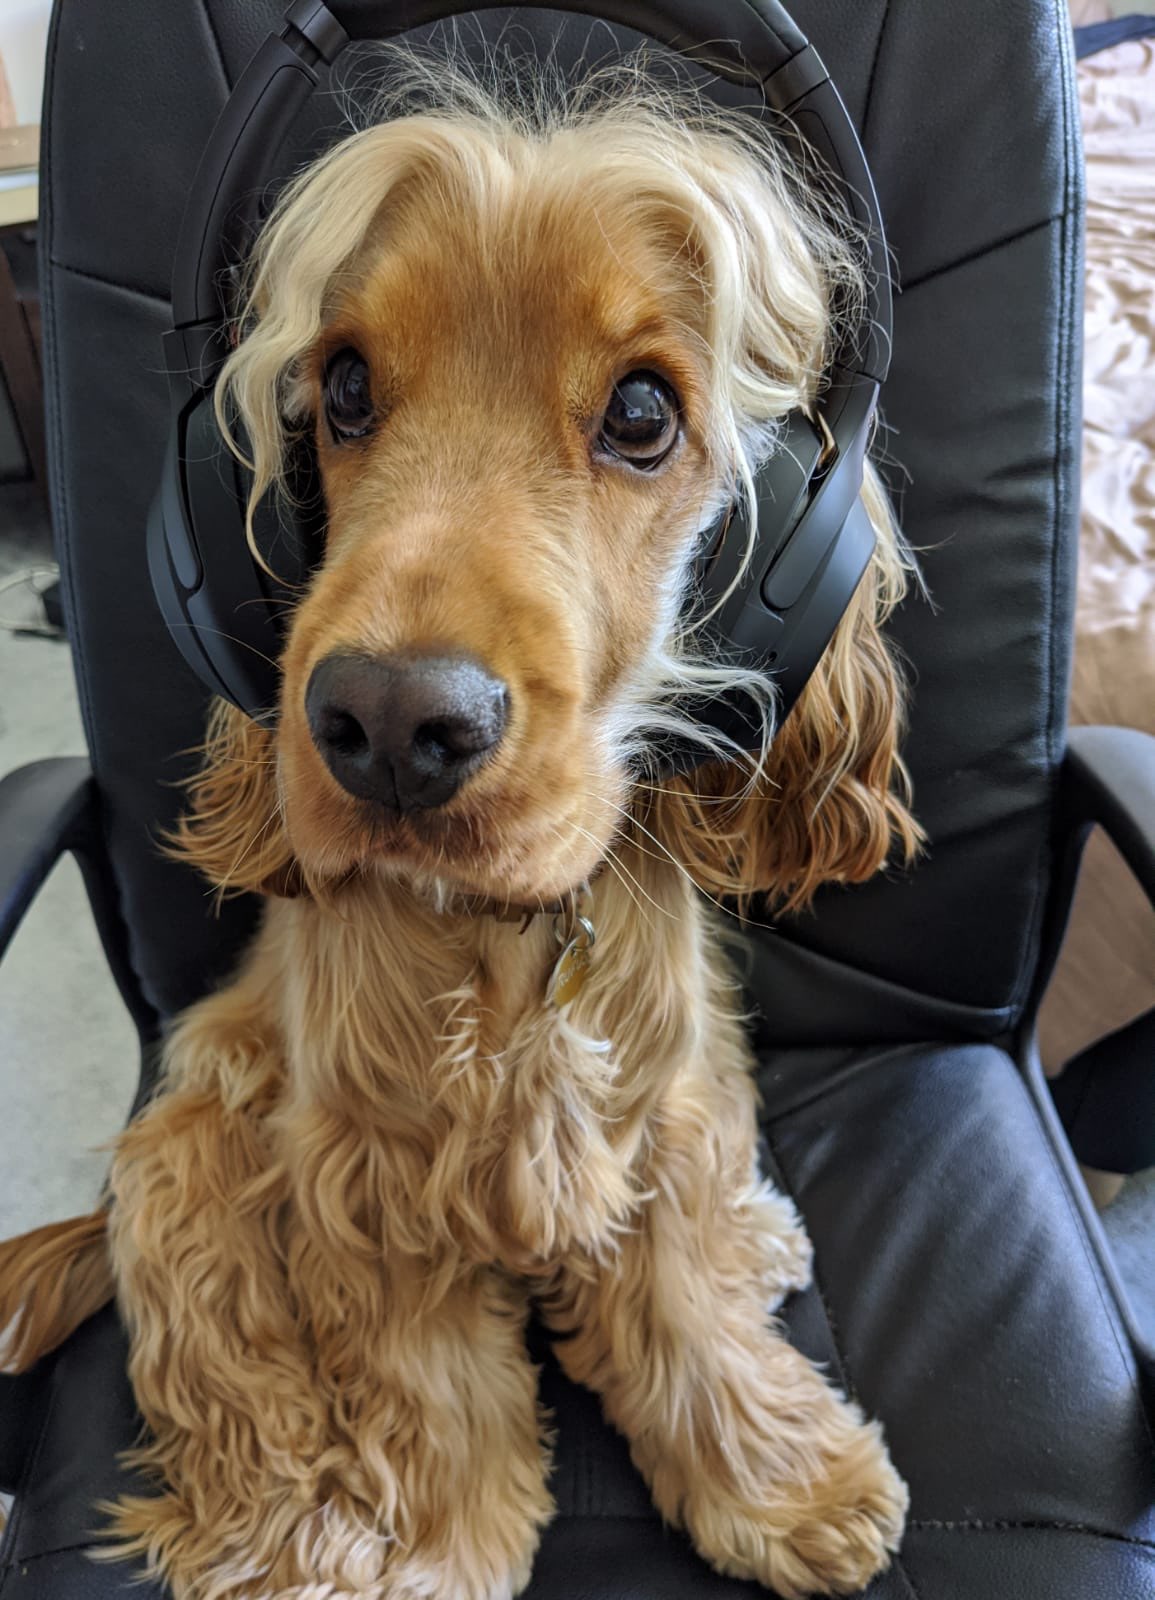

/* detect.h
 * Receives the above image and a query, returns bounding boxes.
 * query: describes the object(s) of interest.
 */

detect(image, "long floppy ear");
[655,466,923,914]
[167,700,304,900]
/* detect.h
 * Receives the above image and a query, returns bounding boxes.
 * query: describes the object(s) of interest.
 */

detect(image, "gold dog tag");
[548,915,595,1008]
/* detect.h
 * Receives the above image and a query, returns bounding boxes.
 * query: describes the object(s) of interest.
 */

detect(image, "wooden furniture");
[0,124,38,227]
[0,119,44,495]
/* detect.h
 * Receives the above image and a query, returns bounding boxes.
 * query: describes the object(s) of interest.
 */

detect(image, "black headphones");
[149,0,892,762]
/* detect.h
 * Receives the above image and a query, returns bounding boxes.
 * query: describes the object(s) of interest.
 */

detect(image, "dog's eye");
[323,348,375,442]
[599,371,679,468]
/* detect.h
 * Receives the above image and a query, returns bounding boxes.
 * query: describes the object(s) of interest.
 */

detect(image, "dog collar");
[455,883,598,1009]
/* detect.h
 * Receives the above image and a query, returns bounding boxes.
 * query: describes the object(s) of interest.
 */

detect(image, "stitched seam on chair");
[860,0,893,153]
[890,1543,924,1600]
[1049,0,1073,787]
[41,32,164,1035]
[14,1520,1155,1567]
[898,215,1060,296]
[757,1041,948,1127]
[8,1516,693,1561]
[37,0,140,1048]
[1010,0,1080,1023]
[1044,0,1082,999]
[760,1119,926,1600]
[197,0,232,94]
[38,0,101,803]
[0,1366,60,1572]
[0,1541,100,1564]
[760,1119,855,1401]
[911,1518,1155,1550]
[1053,0,1081,798]
[49,257,168,306]
[1013,1067,1155,1458]
[760,924,1018,1038]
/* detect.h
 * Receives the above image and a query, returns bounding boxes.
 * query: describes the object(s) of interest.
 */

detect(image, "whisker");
[167,620,283,675]
[210,806,282,901]
[556,819,663,928]
[578,787,781,935]
[631,775,781,807]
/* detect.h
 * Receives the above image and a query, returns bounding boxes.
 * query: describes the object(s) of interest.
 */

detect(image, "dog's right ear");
[167,699,304,899]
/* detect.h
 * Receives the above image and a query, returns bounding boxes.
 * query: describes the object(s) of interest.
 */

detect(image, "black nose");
[305,652,509,812]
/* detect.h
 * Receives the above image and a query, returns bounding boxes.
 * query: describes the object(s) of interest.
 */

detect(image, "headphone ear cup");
[667,391,877,772]
[692,409,825,638]
[148,428,238,703]
[241,424,326,610]
[149,395,323,721]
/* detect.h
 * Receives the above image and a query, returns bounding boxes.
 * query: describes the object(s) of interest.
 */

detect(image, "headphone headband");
[170,0,889,390]
[327,0,803,60]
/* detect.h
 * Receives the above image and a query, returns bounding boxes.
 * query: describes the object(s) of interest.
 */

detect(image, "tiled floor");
[1073,0,1155,17]
[0,483,138,1241]
[1102,1168,1155,1348]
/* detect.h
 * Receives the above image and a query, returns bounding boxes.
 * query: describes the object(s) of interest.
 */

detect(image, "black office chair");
[3,2,1154,1595]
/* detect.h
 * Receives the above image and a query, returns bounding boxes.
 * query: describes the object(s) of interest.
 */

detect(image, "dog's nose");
[305,652,509,811]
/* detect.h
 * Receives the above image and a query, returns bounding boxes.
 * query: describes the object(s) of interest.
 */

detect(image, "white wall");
[0,0,52,124]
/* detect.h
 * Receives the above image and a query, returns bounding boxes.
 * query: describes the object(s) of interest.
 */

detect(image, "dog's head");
[174,77,919,911]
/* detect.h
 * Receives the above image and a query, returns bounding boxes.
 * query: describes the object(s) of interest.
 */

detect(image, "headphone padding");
[153,394,294,719]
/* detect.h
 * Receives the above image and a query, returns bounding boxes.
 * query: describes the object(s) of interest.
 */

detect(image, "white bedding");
[1038,35,1155,1070]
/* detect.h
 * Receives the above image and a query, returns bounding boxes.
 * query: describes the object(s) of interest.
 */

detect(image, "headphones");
[149,0,892,763]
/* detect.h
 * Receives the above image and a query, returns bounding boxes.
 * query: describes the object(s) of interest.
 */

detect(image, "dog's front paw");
[747,1183,814,1311]
[385,1549,535,1600]
[739,1177,809,1312]
[683,1409,908,1598]
[382,1496,546,1600]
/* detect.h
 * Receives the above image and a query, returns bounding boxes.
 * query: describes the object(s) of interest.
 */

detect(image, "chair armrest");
[0,760,95,1490]
[0,764,159,1491]
[0,757,157,1034]
[0,757,95,961]
[1047,727,1155,1173]
[1061,726,1155,907]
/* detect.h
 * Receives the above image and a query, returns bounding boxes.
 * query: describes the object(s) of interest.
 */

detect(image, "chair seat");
[3,1041,1153,1598]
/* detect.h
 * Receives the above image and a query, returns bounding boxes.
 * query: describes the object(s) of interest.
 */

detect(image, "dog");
[0,67,921,1600]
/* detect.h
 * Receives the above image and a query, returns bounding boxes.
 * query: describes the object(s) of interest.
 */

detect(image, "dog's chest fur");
[204,857,747,1277]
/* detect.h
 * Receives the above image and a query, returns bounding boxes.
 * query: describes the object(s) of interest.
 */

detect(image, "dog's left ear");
[167,700,305,900]
[655,469,922,914]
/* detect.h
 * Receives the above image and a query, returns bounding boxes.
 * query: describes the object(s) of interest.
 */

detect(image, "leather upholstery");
[10,2,1151,1598]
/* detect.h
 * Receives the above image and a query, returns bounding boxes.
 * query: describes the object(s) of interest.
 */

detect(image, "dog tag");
[548,915,595,1009]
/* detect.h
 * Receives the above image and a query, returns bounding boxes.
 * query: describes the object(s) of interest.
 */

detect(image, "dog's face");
[277,151,721,901]
[178,102,918,909]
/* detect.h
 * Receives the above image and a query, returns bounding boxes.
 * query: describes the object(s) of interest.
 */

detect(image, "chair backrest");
[40,0,1082,1040]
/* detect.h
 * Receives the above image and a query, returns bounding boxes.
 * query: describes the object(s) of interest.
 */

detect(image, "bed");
[1038,16,1155,1088]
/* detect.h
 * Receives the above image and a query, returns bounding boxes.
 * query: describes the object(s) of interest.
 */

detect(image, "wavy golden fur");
[0,63,920,1600]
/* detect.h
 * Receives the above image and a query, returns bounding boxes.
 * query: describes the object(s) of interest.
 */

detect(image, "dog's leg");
[542,1062,907,1600]
[283,1116,555,1600]
[108,1080,551,1599]
[354,1269,553,1600]
[102,1071,347,1599]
